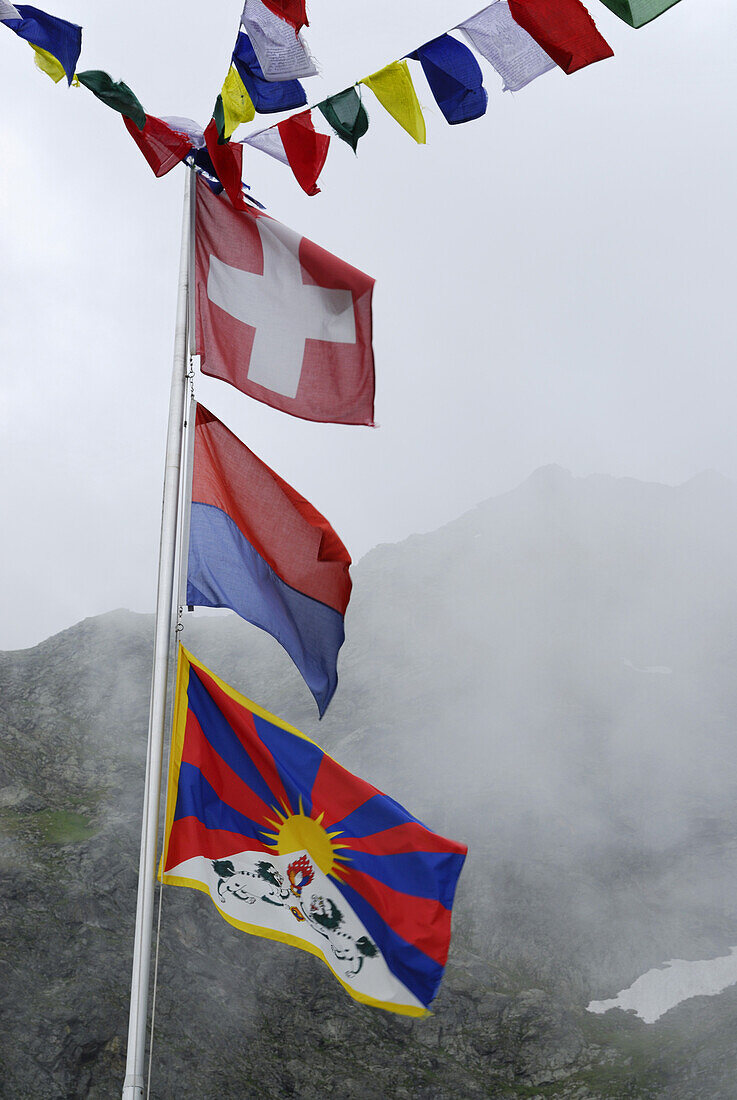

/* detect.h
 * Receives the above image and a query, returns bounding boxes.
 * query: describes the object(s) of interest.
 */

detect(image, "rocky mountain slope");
[2,467,737,1098]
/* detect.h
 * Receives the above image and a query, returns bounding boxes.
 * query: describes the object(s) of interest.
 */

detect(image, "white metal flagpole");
[122,166,195,1100]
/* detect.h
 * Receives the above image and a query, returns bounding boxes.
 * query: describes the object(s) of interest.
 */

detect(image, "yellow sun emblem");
[261,799,350,878]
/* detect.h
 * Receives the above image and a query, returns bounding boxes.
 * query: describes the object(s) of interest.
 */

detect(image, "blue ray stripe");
[187,665,281,814]
[252,714,324,819]
[174,761,266,844]
[187,503,345,717]
[329,792,426,839]
[330,876,442,1007]
[344,850,466,910]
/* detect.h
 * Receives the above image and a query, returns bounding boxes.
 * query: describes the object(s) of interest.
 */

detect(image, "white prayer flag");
[0,1,22,21]
[460,2,555,93]
[243,126,289,166]
[241,0,318,82]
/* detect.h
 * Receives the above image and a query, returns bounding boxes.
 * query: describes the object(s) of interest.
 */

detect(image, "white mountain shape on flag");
[206,217,356,399]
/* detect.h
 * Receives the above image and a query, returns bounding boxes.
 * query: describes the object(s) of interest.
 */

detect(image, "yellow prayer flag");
[361,60,426,145]
[221,65,255,139]
[30,44,66,84]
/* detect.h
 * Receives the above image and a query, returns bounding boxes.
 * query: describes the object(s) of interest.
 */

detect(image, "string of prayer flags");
[77,70,146,131]
[361,61,426,145]
[123,114,193,177]
[411,34,487,126]
[508,0,613,75]
[459,3,555,93]
[597,0,681,27]
[317,88,369,154]
[258,0,308,35]
[242,0,317,81]
[194,176,375,424]
[204,120,248,209]
[186,407,352,715]
[220,65,255,140]
[232,31,307,113]
[0,3,81,84]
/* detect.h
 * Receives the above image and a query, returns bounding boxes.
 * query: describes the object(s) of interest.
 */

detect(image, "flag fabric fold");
[161,647,467,1012]
[508,0,613,74]
[242,0,317,81]
[412,34,488,126]
[194,176,375,424]
[78,70,146,130]
[362,60,426,144]
[0,3,81,83]
[318,87,369,153]
[186,405,352,715]
[597,0,681,27]
[123,113,193,177]
[459,3,555,93]
[232,31,307,113]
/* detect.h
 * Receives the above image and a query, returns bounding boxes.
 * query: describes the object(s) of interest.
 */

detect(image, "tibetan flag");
[161,647,468,1014]
[459,3,555,93]
[597,0,681,27]
[508,0,613,75]
[194,175,375,424]
[0,3,81,84]
[412,34,488,126]
[232,31,307,113]
[187,405,352,716]
[318,87,369,153]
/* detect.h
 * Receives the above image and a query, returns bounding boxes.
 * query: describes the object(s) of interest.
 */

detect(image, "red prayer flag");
[277,112,330,197]
[260,0,308,33]
[508,0,613,74]
[204,120,247,210]
[194,177,375,425]
[123,114,193,177]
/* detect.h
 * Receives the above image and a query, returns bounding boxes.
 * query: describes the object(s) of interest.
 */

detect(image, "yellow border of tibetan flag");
[159,645,429,1018]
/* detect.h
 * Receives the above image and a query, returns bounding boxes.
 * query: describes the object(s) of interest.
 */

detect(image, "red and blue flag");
[186,404,351,716]
[161,648,467,1015]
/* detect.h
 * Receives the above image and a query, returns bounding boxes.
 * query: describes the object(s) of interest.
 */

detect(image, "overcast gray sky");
[0,0,734,649]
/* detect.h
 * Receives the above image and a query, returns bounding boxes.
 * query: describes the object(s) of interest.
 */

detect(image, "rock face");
[2,468,737,1097]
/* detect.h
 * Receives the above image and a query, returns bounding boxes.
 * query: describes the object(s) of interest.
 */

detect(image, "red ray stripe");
[338,866,452,968]
[310,752,378,829]
[182,708,278,828]
[165,817,272,872]
[193,665,292,813]
[341,821,468,858]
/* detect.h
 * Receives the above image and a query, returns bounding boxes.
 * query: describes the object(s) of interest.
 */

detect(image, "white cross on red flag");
[194,179,375,425]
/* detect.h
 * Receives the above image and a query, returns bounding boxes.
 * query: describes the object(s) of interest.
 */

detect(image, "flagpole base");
[122,1075,144,1099]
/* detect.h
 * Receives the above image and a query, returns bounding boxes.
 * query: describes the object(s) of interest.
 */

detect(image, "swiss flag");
[194,179,375,425]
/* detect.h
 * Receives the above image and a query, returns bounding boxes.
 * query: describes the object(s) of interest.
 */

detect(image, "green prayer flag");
[317,87,369,154]
[597,0,681,28]
[213,95,227,144]
[77,71,146,131]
